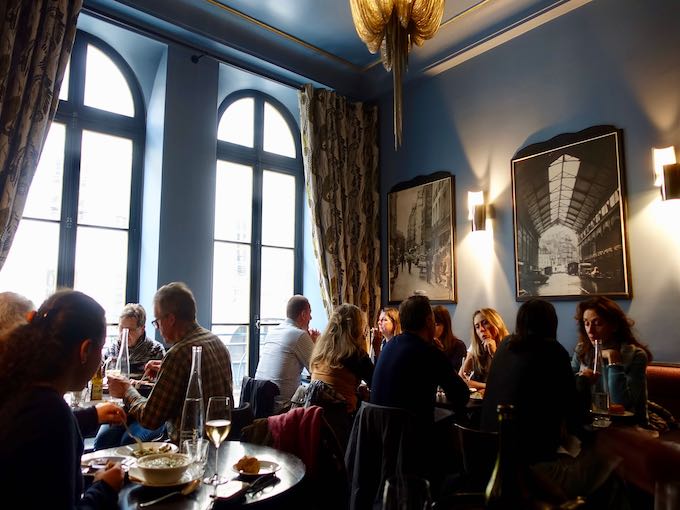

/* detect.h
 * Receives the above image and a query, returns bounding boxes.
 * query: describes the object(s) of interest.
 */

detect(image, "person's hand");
[95,402,126,425]
[483,338,497,356]
[309,328,321,342]
[602,348,622,365]
[94,461,125,492]
[577,367,601,384]
[143,359,162,380]
[357,383,370,402]
[107,374,131,398]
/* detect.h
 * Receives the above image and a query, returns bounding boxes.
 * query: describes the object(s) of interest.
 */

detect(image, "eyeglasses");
[152,315,167,329]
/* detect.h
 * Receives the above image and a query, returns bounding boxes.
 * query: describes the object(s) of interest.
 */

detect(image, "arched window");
[0,32,144,335]
[212,91,303,387]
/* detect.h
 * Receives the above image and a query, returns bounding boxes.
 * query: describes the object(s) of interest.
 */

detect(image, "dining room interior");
[1,0,680,508]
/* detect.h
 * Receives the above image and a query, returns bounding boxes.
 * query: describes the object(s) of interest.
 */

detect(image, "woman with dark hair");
[432,305,467,372]
[0,290,124,509]
[572,296,652,425]
[481,299,624,505]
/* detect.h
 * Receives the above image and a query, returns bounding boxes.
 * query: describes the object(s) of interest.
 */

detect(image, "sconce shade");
[653,146,676,187]
[663,163,680,200]
[468,190,486,231]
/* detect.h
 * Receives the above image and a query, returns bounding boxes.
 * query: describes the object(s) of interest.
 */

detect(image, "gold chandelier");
[350,0,445,149]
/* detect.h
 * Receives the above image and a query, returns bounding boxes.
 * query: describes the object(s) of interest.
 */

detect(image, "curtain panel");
[299,84,381,326]
[0,0,82,270]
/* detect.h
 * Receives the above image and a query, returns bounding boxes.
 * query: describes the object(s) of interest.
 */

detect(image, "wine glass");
[203,396,232,485]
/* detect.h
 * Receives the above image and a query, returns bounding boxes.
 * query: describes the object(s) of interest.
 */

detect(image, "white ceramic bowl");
[136,453,192,485]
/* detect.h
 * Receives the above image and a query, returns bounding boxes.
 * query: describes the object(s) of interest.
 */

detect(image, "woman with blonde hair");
[310,303,374,413]
[459,308,510,390]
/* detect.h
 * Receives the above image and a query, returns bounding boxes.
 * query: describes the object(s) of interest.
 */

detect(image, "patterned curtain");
[298,84,381,326]
[0,0,82,270]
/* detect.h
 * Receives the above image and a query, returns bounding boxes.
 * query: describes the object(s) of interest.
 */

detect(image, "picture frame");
[387,171,456,303]
[511,125,632,301]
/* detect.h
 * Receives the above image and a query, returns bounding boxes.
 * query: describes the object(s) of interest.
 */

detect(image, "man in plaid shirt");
[109,282,233,443]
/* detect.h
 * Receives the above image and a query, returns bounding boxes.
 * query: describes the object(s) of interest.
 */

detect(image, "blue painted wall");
[379,0,680,361]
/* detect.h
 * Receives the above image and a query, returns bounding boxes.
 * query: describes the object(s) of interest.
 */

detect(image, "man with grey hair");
[108,282,233,444]
[112,303,165,376]
[0,291,34,338]
[255,294,320,412]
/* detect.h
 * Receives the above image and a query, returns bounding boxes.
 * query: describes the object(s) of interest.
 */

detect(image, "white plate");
[231,460,280,478]
[114,442,178,458]
[128,464,202,487]
[80,453,129,468]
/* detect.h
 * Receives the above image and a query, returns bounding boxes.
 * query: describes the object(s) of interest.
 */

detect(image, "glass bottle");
[180,345,205,446]
[114,327,130,378]
[485,404,526,510]
[591,339,609,413]
[90,363,103,401]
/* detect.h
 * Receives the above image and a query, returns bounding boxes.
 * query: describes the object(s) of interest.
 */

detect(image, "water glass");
[383,475,432,510]
[70,386,89,408]
[183,438,209,469]
[656,480,680,510]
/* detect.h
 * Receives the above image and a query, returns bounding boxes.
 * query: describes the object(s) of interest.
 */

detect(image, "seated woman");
[571,296,652,425]
[459,308,509,390]
[433,305,467,372]
[0,290,125,508]
[371,306,401,361]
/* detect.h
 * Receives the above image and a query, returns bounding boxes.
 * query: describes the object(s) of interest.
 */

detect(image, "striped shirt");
[124,324,233,443]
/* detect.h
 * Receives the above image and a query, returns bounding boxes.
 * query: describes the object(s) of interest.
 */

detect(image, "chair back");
[240,375,280,418]
[227,401,254,440]
[454,422,498,492]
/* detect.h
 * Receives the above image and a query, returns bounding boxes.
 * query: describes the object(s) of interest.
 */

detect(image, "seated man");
[255,295,320,413]
[95,303,166,448]
[108,282,234,445]
[371,294,469,420]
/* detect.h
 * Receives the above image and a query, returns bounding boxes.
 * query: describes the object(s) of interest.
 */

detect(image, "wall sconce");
[468,191,486,231]
[652,146,680,200]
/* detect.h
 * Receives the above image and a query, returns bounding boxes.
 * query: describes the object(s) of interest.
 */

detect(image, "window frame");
[214,89,304,379]
[21,30,145,311]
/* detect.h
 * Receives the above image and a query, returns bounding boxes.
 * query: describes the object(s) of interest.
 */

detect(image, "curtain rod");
[81,5,306,92]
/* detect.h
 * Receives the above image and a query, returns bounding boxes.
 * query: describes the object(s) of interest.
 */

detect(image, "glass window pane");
[217,98,254,147]
[0,219,58,306]
[259,246,294,319]
[84,44,134,117]
[78,130,132,228]
[215,161,252,242]
[212,324,248,393]
[263,102,295,157]
[212,242,251,323]
[24,123,65,220]
[262,170,295,247]
[74,226,128,324]
[59,60,70,101]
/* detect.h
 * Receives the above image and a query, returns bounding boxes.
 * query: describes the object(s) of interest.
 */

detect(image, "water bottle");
[591,339,609,413]
[180,345,205,447]
[114,328,130,378]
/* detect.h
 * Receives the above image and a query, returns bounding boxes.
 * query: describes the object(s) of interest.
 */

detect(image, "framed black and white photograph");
[388,172,456,303]
[511,125,632,300]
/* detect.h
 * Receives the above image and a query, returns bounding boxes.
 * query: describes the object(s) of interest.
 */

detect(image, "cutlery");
[139,479,201,507]
[121,420,145,452]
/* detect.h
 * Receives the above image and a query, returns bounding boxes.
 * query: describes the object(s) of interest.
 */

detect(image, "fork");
[121,420,145,452]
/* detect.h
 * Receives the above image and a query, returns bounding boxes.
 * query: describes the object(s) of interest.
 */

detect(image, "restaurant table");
[87,441,305,509]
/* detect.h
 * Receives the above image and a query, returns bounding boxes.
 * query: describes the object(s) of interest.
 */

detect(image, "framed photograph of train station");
[387,171,456,304]
[511,125,632,301]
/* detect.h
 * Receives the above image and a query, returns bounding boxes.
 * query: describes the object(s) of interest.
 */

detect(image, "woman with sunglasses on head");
[459,308,510,390]
[0,290,124,509]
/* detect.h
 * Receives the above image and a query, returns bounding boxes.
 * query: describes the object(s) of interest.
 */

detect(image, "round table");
[110,441,305,509]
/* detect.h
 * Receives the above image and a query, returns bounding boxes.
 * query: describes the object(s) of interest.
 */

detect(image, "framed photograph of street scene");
[388,171,456,303]
[511,125,632,301]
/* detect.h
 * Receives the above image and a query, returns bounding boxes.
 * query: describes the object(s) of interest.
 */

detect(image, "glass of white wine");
[203,396,232,485]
